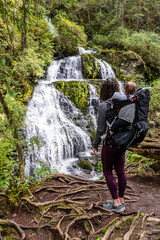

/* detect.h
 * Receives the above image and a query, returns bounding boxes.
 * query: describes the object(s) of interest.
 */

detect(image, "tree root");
[0,230,4,240]
[141,214,149,229]
[123,211,140,240]
[102,215,133,240]
[125,192,139,197]
[64,212,104,240]
[3,174,160,239]
[0,193,9,199]
[0,219,25,240]
[34,185,70,194]
[147,230,160,235]
[126,185,136,192]
[93,217,119,236]
[21,197,85,207]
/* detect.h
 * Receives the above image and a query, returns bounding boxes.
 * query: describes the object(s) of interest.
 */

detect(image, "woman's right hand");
[93,148,99,156]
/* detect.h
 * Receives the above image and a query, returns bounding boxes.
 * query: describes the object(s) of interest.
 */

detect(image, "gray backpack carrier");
[103,88,151,148]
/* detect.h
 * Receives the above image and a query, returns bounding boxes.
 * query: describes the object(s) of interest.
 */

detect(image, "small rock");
[78,159,93,171]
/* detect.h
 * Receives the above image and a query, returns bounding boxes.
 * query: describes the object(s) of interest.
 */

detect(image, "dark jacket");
[92,99,116,148]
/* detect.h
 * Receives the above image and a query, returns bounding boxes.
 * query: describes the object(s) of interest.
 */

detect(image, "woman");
[93,78,126,213]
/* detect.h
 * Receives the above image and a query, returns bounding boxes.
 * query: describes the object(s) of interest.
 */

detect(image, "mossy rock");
[78,159,93,171]
[54,81,90,112]
[81,53,101,79]
[98,49,146,79]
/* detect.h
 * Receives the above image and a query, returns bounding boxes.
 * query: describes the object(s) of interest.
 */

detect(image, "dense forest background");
[0,0,160,194]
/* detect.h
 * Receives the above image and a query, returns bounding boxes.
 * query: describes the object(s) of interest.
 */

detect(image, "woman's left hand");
[93,148,99,156]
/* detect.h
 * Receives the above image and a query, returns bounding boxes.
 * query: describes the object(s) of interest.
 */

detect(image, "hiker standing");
[92,78,126,213]
[93,79,150,213]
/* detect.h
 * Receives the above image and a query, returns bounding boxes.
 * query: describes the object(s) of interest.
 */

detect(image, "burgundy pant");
[101,144,127,200]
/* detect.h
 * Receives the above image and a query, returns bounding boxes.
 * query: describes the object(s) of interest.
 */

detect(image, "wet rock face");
[100,50,145,77]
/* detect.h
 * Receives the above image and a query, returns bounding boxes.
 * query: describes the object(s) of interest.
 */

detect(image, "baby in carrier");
[110,81,137,136]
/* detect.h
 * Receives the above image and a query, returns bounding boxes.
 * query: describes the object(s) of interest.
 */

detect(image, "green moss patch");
[78,159,93,171]
[81,53,101,79]
[54,81,90,111]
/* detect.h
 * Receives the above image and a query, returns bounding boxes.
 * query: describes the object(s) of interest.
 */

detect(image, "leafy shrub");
[12,48,45,82]
[123,31,160,74]
[149,79,160,126]
[34,161,58,180]
[92,34,108,49]
[101,27,160,76]
[53,16,87,56]
[28,18,55,66]
[103,26,130,49]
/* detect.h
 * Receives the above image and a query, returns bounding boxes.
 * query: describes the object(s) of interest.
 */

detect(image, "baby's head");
[125,81,137,95]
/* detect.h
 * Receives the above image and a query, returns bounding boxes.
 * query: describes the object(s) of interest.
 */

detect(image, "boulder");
[99,50,146,78]
[78,159,93,171]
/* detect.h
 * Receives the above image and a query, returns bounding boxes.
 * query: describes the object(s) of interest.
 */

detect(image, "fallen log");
[128,138,160,160]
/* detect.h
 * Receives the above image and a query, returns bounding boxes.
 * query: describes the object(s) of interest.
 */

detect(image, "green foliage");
[34,161,58,180]
[53,16,87,56]
[92,34,108,49]
[100,26,130,50]
[54,81,89,111]
[0,137,16,190]
[149,79,160,126]
[96,27,160,77]
[122,31,160,75]
[28,18,55,66]
[12,48,45,81]
[95,161,103,173]
[81,53,100,79]
[126,151,145,163]
[28,136,46,150]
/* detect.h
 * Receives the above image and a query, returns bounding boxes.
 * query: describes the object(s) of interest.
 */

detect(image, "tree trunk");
[21,0,28,51]
[135,17,140,32]
[2,0,15,53]
[119,0,124,26]
[34,0,38,12]
[0,90,25,179]
[115,0,118,16]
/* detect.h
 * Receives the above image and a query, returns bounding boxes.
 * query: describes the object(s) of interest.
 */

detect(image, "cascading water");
[88,84,99,130]
[25,48,115,178]
[97,59,116,80]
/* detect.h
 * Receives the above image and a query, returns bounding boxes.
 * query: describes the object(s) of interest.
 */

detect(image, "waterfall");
[97,59,115,79]
[88,84,99,130]
[25,49,115,177]
[47,56,83,81]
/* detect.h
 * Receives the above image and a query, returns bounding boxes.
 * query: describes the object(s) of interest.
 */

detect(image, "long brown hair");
[100,78,120,101]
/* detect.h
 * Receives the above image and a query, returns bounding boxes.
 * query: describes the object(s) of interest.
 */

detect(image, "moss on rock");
[78,159,93,171]
[81,53,101,79]
[96,49,146,80]
[54,81,90,111]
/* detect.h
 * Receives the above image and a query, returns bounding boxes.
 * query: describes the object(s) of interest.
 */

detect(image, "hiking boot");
[103,203,125,213]
[106,200,113,205]
[106,200,125,207]
[103,203,114,210]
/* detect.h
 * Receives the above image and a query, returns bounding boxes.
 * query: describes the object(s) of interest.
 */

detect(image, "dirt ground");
[0,170,160,240]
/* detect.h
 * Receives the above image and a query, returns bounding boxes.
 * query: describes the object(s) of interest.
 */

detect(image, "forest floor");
[0,165,160,240]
